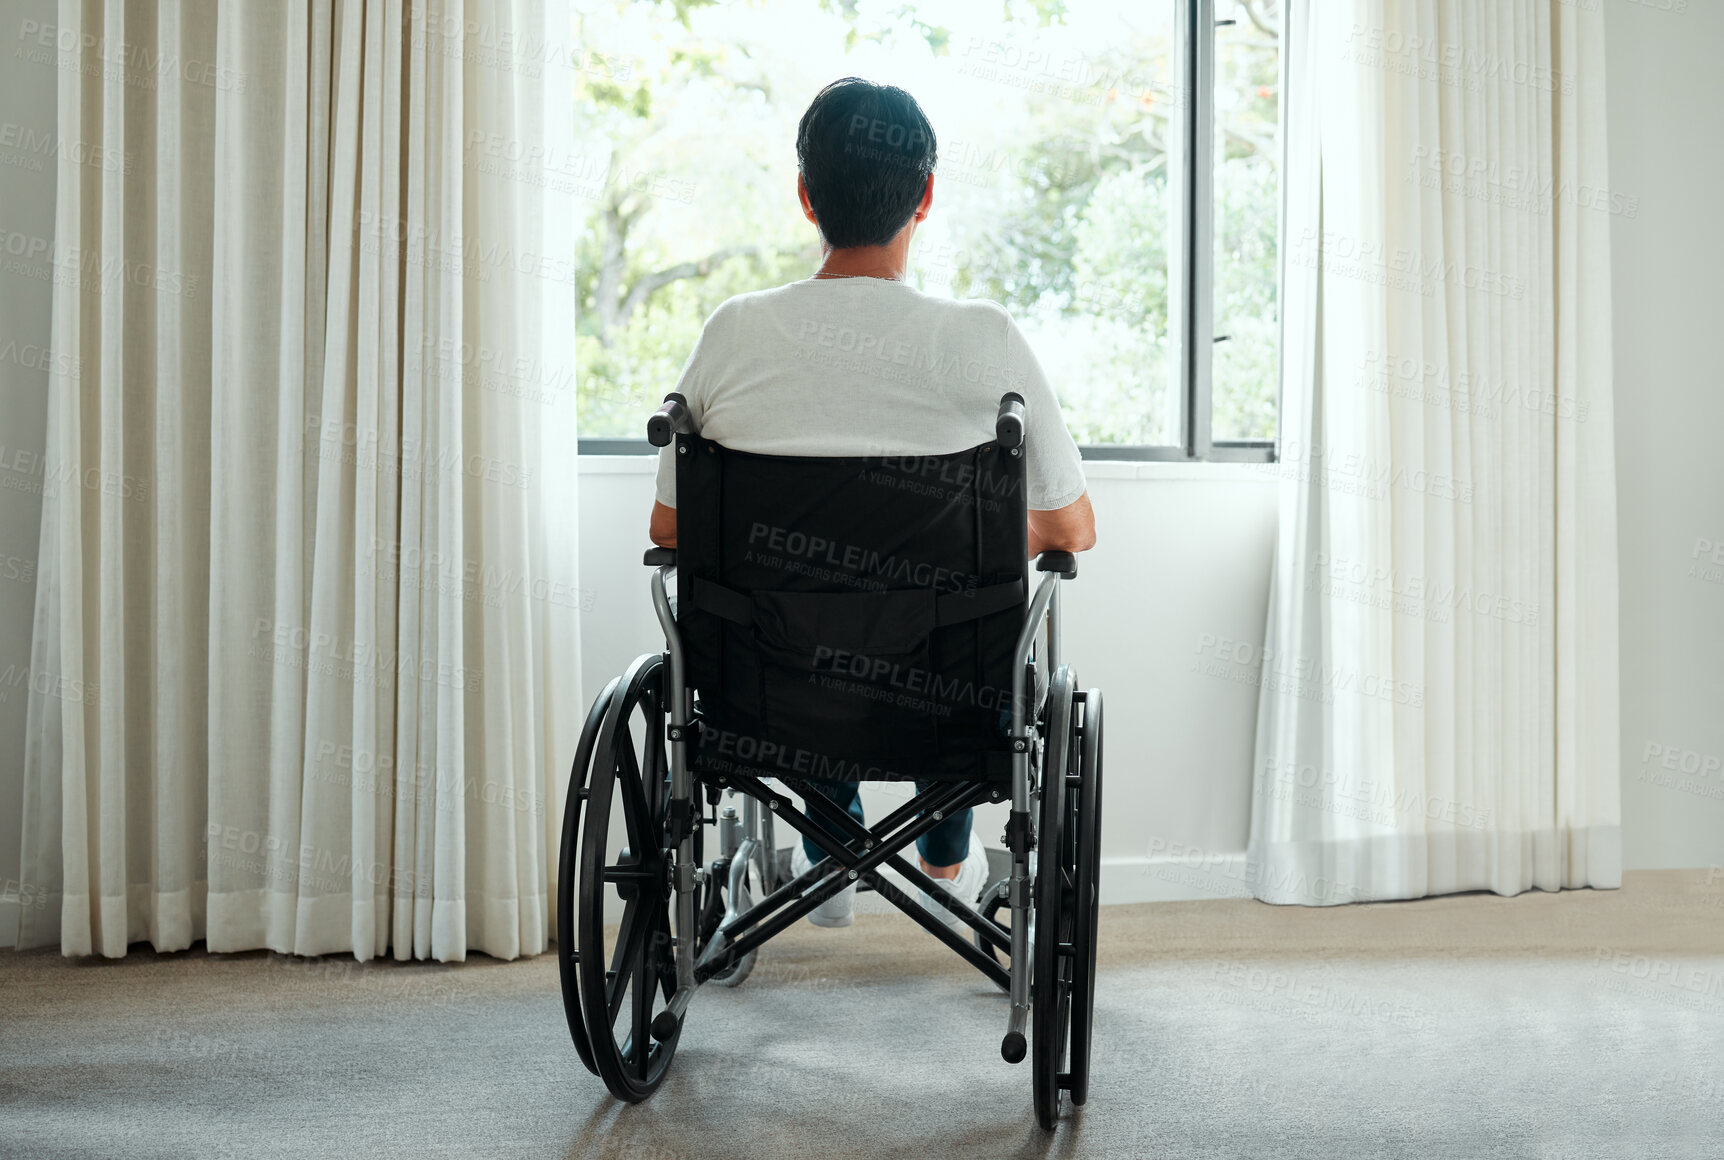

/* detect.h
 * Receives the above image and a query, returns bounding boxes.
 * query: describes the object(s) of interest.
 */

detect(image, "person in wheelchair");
[646,77,1097,930]
[563,74,1104,1128]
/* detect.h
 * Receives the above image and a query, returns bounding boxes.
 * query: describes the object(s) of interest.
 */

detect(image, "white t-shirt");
[653,277,1087,511]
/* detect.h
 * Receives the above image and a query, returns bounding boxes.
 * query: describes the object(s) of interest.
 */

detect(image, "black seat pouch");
[754,587,939,763]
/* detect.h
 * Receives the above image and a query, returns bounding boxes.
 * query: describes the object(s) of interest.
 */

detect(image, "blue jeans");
[799,780,972,868]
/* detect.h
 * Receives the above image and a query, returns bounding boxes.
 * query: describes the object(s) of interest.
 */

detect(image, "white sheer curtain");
[1249,0,1619,904]
[19,0,582,960]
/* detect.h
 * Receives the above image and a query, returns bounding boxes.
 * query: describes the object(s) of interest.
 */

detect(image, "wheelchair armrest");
[1035,551,1077,580]
[644,547,677,568]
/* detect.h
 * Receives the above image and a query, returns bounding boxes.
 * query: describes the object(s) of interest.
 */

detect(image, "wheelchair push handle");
[648,392,693,447]
[995,392,1026,450]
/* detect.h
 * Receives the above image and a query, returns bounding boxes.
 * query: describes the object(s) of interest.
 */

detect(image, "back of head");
[796,78,938,250]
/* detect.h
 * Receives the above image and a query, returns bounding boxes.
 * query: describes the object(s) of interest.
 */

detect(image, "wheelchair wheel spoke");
[607,895,662,1026]
[641,692,668,809]
[615,737,655,853]
[631,937,657,1080]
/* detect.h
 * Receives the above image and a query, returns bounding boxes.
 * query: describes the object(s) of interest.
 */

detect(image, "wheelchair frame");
[558,393,1104,1129]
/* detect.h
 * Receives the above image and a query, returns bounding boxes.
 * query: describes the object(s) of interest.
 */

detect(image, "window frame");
[577,0,1282,463]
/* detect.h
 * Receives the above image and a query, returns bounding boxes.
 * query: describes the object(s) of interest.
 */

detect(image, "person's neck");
[812,242,910,282]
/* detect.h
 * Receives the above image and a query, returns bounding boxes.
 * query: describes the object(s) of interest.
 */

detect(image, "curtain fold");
[1250,0,1619,905]
[20,0,581,960]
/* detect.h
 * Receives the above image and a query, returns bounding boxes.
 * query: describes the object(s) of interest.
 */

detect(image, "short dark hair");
[796,78,938,250]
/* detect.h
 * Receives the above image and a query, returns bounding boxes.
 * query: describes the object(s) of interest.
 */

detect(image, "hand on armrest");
[650,501,678,549]
[1027,492,1096,558]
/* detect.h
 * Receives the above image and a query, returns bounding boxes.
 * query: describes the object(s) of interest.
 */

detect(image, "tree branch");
[1241,0,1280,39]
[618,246,758,326]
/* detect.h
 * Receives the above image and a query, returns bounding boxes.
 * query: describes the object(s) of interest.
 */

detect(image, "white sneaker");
[790,843,856,928]
[919,831,990,928]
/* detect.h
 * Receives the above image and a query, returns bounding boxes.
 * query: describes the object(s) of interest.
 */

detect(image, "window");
[573,0,1281,460]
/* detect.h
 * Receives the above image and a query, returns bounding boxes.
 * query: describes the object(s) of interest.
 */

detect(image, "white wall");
[0,0,58,946]
[1605,0,1724,871]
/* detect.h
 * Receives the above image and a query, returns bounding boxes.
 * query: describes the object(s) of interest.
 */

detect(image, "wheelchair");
[557,390,1105,1129]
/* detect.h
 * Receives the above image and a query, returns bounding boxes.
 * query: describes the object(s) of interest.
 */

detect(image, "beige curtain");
[20,0,583,959]
[1249,0,1619,903]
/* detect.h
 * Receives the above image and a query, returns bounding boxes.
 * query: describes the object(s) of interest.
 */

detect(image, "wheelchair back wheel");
[568,654,683,1102]
[1032,669,1078,1130]
[1068,688,1104,1107]
[557,675,619,1076]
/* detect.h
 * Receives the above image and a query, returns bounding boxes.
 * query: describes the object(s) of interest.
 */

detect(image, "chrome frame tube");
[1047,580,1061,673]
[651,567,698,1005]
[742,795,772,891]
[1010,573,1061,742]
[1007,571,1061,1039]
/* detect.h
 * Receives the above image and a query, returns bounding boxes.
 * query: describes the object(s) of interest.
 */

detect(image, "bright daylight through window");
[572,0,1281,457]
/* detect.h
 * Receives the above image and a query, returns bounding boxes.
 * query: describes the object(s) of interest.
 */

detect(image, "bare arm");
[1027,492,1096,557]
[650,501,677,549]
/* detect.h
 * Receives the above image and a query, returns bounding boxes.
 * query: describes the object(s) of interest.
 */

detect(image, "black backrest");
[675,433,1029,784]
